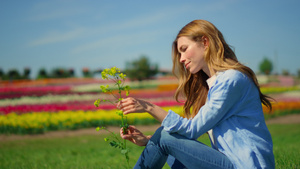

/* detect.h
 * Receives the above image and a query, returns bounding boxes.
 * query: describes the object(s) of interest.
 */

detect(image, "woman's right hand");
[117,97,151,115]
[120,125,151,146]
[117,97,168,122]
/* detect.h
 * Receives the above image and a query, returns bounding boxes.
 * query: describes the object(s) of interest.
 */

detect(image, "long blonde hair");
[172,20,272,118]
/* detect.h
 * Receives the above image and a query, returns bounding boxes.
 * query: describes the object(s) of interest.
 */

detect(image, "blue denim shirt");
[162,69,275,169]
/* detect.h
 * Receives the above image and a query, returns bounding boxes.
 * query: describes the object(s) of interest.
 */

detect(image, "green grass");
[268,124,300,169]
[0,124,299,169]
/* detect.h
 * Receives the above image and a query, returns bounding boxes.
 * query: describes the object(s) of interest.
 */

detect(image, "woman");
[117,20,275,169]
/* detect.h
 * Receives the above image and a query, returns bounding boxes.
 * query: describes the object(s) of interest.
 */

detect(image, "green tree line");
[0,55,166,81]
[1,55,299,81]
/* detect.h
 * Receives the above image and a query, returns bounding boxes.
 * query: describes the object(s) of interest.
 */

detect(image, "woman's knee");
[148,126,176,146]
[149,126,186,148]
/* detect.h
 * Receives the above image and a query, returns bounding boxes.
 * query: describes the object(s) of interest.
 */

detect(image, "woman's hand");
[117,97,151,115]
[117,97,169,123]
[120,125,151,146]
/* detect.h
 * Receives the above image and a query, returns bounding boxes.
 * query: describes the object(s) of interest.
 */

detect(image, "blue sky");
[1,0,299,78]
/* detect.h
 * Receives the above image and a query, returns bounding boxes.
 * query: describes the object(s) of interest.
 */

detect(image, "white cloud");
[29,8,85,22]
[71,29,162,54]
[88,4,190,37]
[68,5,191,53]
[26,3,182,47]
[28,28,85,47]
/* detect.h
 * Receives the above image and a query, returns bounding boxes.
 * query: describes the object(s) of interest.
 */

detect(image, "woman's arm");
[162,70,249,139]
[117,97,168,123]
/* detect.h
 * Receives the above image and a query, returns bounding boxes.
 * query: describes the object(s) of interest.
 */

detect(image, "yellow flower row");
[260,86,300,94]
[0,106,184,134]
[1,102,299,134]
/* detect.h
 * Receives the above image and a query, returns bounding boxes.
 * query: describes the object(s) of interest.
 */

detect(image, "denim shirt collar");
[206,74,217,89]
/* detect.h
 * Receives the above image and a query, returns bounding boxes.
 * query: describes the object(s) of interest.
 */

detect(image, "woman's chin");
[189,68,200,74]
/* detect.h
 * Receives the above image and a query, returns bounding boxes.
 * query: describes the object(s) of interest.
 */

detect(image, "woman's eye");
[180,46,187,52]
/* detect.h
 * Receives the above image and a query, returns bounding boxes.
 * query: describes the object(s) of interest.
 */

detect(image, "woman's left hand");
[120,125,151,146]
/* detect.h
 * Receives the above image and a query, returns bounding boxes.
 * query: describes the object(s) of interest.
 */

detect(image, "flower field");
[1,77,300,134]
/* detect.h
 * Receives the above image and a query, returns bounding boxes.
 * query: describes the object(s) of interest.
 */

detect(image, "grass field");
[0,124,299,169]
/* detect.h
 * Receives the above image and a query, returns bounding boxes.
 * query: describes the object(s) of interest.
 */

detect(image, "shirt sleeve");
[162,71,248,140]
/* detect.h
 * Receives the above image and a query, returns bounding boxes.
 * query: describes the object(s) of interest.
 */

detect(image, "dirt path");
[0,124,162,141]
[1,114,300,141]
[265,114,300,124]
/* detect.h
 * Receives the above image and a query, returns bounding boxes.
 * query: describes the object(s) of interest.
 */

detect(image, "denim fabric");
[162,70,275,169]
[166,155,187,169]
[134,127,234,169]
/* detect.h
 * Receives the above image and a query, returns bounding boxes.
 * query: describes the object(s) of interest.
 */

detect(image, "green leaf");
[109,141,117,147]
[121,149,128,154]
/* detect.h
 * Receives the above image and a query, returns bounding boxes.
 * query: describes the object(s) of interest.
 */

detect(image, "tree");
[68,68,75,77]
[282,69,290,76]
[37,68,48,79]
[23,67,31,79]
[51,68,68,78]
[0,68,4,79]
[8,69,22,80]
[82,67,93,78]
[50,68,78,78]
[0,68,31,80]
[259,57,273,75]
[125,55,158,81]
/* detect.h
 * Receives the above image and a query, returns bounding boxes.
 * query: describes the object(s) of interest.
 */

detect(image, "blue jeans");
[134,127,234,169]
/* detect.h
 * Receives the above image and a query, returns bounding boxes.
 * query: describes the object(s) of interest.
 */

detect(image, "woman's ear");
[202,36,209,49]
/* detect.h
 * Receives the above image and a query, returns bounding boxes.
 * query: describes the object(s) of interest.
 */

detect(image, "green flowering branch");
[94,67,131,168]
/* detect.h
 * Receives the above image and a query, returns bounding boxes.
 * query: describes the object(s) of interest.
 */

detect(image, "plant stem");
[102,128,122,143]
[116,75,130,168]
[126,153,130,169]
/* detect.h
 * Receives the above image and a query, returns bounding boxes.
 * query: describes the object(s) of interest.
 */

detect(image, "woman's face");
[177,36,209,75]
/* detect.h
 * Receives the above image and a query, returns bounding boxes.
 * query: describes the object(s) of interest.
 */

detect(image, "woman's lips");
[185,62,191,69]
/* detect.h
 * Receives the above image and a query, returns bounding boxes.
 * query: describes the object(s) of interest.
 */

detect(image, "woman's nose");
[180,55,185,63]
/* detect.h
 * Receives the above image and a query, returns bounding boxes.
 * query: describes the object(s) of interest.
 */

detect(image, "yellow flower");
[109,67,117,76]
[94,100,100,107]
[116,110,123,116]
[124,85,130,96]
[101,68,109,79]
[100,85,110,93]
[119,73,126,80]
